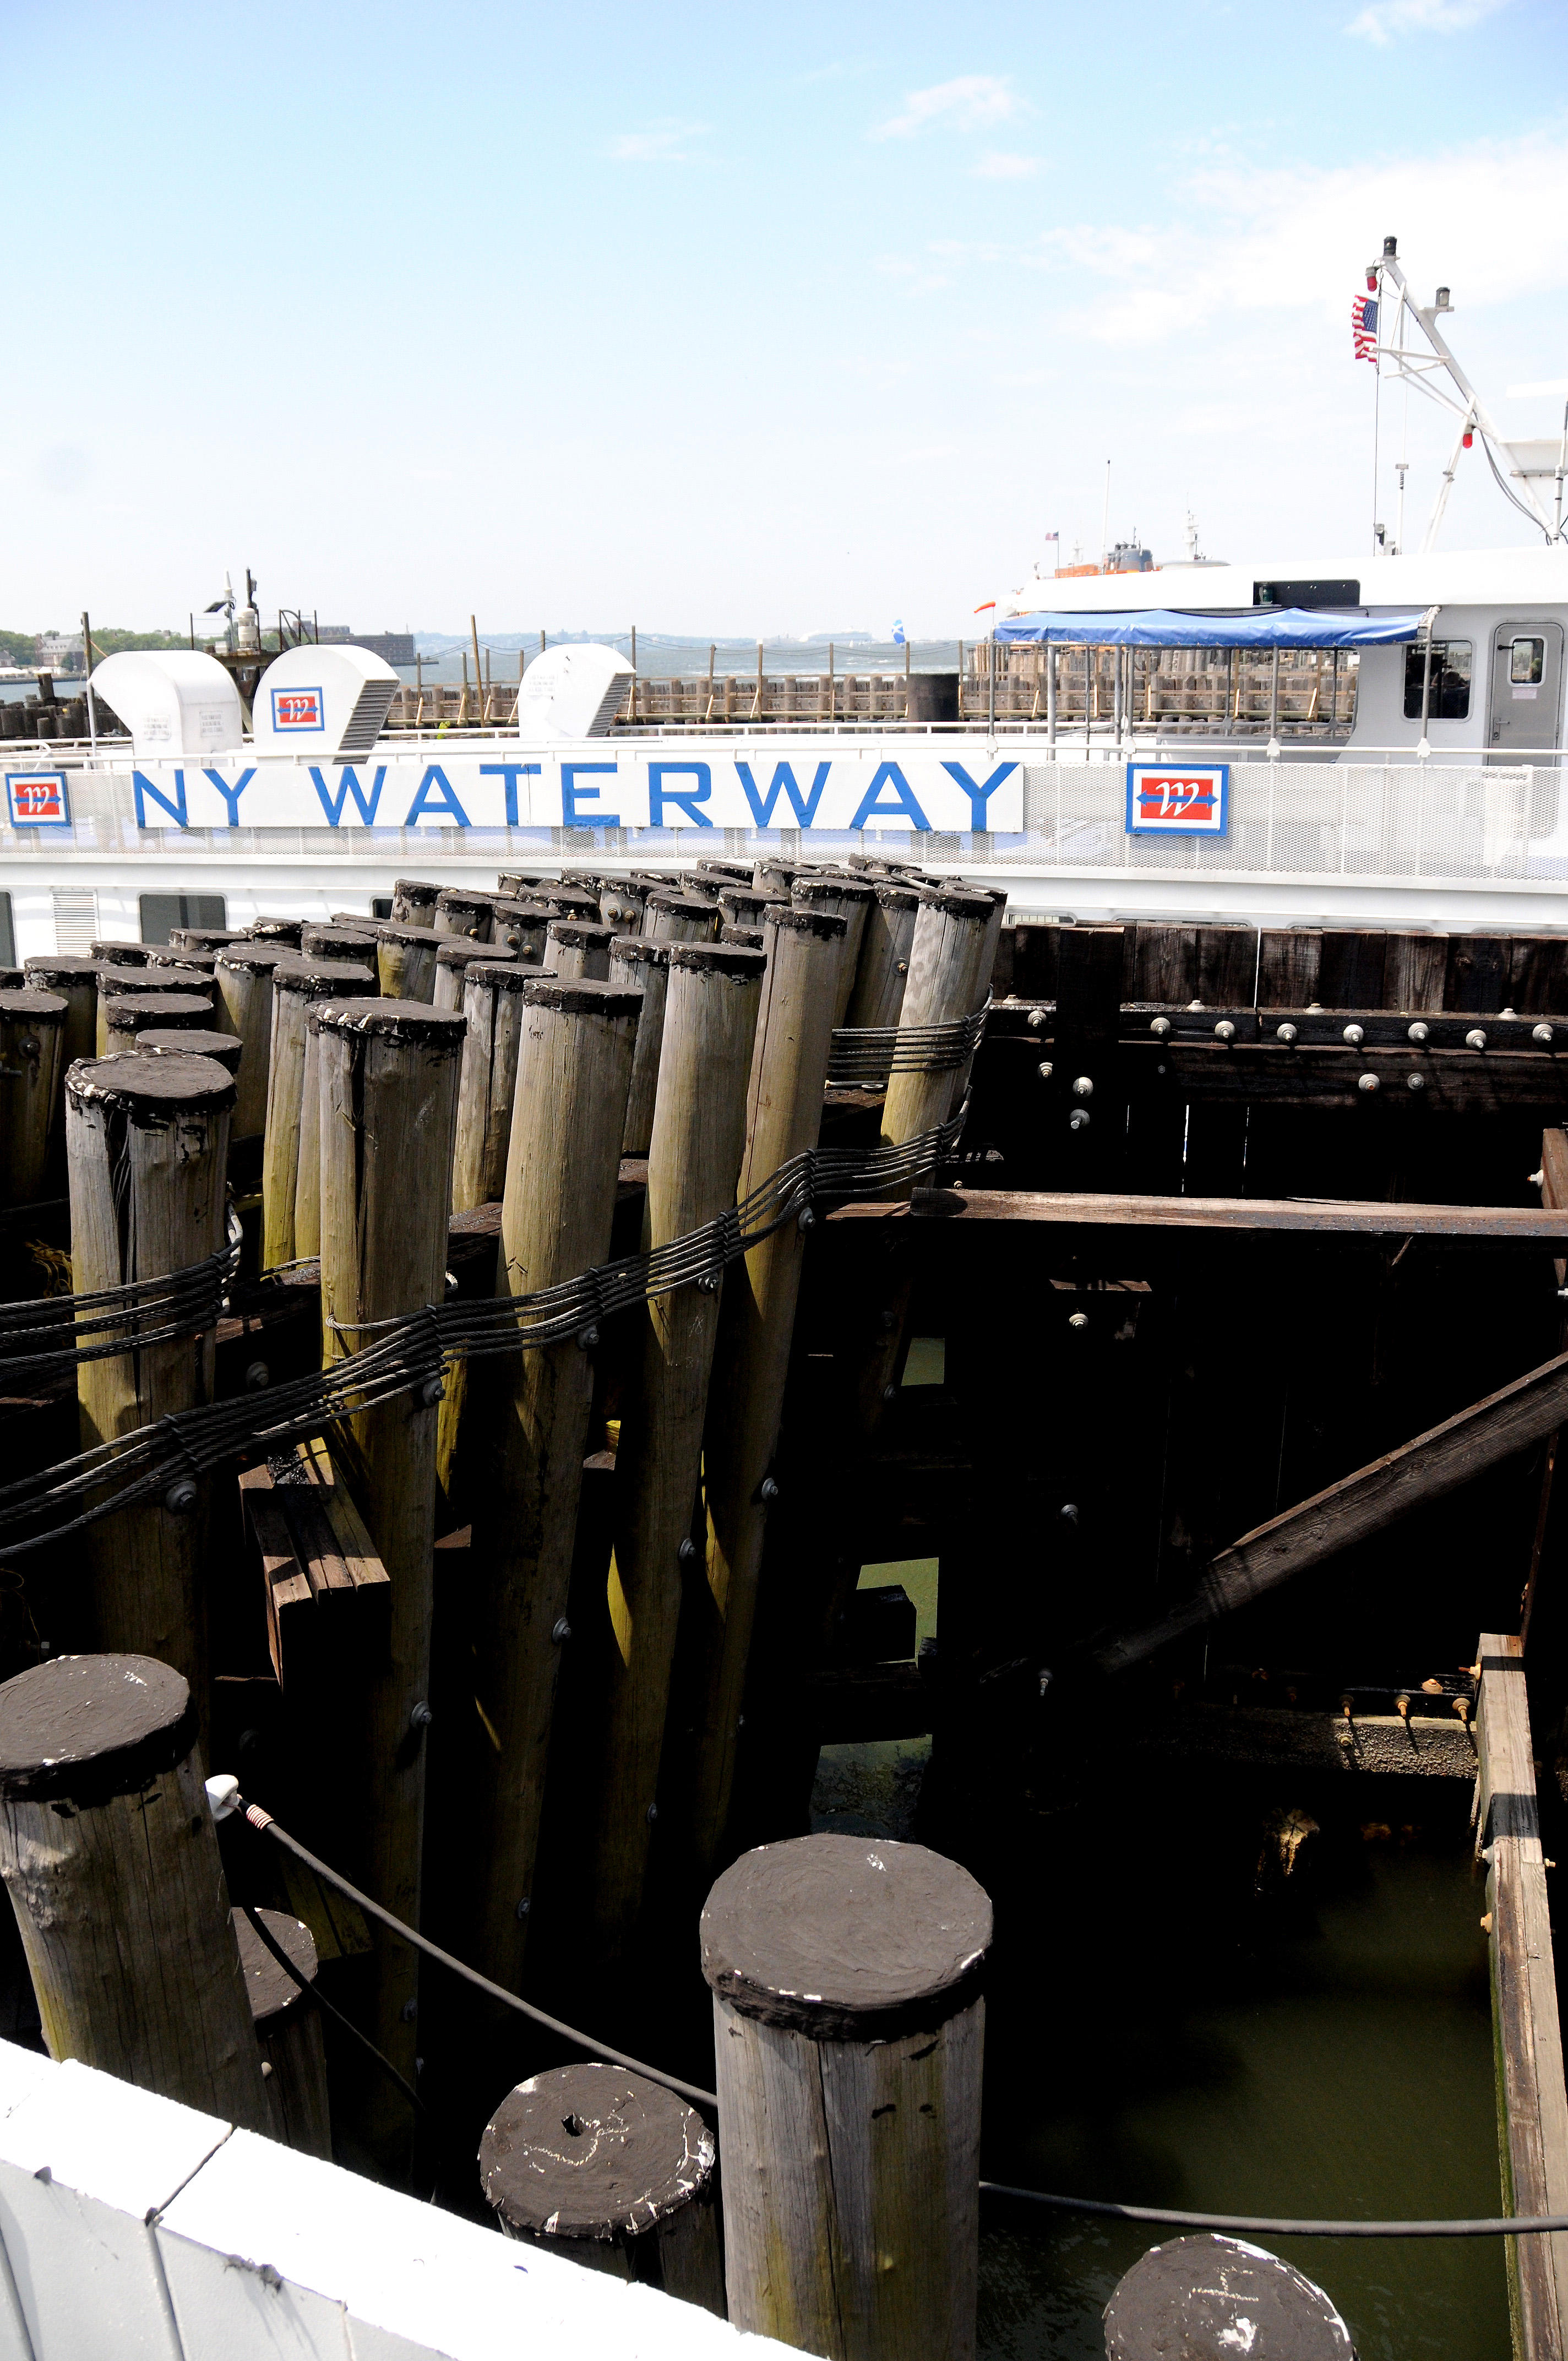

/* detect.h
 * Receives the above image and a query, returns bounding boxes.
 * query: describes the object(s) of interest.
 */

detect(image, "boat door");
[1488,620,1565,752]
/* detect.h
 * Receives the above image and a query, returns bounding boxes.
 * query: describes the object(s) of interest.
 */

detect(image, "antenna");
[1099,462,1112,570]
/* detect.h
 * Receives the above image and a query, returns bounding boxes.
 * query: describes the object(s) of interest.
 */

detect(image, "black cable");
[235,1798,718,2113]
[239,1900,427,2120]
[978,2181,1568,2239]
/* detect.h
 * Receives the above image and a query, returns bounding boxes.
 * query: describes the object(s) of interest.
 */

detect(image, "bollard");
[375,921,444,1003]
[537,884,601,920]
[315,996,464,2141]
[546,920,614,981]
[301,923,379,962]
[480,2063,722,2312]
[69,1054,233,1690]
[0,989,67,1205]
[93,966,216,1053]
[491,900,556,960]
[215,943,290,1137]
[589,944,765,1951]
[600,877,654,933]
[261,956,376,1271]
[701,1832,990,2361]
[434,888,497,942]
[1103,2236,1353,2359]
[232,1906,333,2159]
[99,990,212,1056]
[470,977,641,1994]
[791,874,876,1026]
[683,905,845,1871]
[845,882,923,1030]
[0,1653,269,2129]
[607,937,672,1157]
[390,878,440,926]
[434,937,515,1012]
[138,1027,244,1073]
[645,889,722,945]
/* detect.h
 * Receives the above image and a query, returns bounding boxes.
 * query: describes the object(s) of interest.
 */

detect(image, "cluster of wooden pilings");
[0,850,1005,2357]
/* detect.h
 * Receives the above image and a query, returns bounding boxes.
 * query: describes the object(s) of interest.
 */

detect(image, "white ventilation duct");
[251,644,401,762]
[515,645,633,740]
[88,652,243,761]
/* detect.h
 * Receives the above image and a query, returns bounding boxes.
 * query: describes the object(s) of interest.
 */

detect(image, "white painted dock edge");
[0,2038,805,2361]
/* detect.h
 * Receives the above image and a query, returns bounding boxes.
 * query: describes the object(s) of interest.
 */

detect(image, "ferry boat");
[3,233,1566,959]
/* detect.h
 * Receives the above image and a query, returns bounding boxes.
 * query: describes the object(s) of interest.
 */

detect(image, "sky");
[6,0,1568,638]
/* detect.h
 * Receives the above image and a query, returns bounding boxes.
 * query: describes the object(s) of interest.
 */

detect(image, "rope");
[236,1798,718,2113]
[978,2181,1568,2239]
[0,1113,965,1552]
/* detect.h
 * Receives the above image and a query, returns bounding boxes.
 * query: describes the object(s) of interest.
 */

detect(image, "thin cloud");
[605,120,709,164]
[871,75,1022,140]
[974,151,1040,181]
[1346,0,1508,44]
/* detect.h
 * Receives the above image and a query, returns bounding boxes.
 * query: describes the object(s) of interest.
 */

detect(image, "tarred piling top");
[480,2063,714,2242]
[700,1832,992,2041]
[1103,2236,1354,2360]
[0,1653,196,1803]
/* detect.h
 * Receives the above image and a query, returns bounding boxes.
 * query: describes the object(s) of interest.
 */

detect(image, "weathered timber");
[300,923,379,962]
[491,900,555,961]
[480,2063,723,2312]
[1476,1634,1568,2359]
[434,888,497,942]
[470,976,641,1992]
[389,878,439,926]
[233,1905,333,2158]
[138,1027,243,1073]
[0,1653,269,2129]
[1096,1348,1568,1673]
[375,921,444,1004]
[703,1834,990,2361]
[100,990,211,1055]
[845,882,923,1031]
[599,877,654,932]
[69,1054,233,1693]
[248,917,305,950]
[645,889,723,946]
[1104,2237,1354,2361]
[451,960,540,1212]
[894,1186,1568,1245]
[262,957,377,1271]
[239,1439,390,1684]
[588,943,765,1952]
[0,991,67,1205]
[1123,1038,1568,1110]
[792,874,877,1026]
[546,920,614,981]
[1136,1701,1474,1777]
[609,937,672,1158]
[215,943,289,1137]
[92,965,215,1053]
[434,938,515,1011]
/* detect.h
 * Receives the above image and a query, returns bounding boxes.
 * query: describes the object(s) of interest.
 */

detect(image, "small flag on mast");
[1351,293,1379,364]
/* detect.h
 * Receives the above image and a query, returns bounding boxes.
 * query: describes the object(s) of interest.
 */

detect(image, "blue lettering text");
[133,769,188,829]
[202,766,255,826]
[310,765,388,826]
[481,762,541,827]
[849,762,931,833]
[562,763,621,829]
[404,766,472,828]
[940,758,1017,831]
[649,762,714,829]
[734,759,830,829]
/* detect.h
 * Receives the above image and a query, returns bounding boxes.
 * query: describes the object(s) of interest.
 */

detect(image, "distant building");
[36,630,83,672]
[313,628,415,664]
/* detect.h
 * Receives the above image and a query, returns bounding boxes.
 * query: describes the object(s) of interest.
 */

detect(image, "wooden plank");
[1093,1350,1568,1673]
[1195,924,1256,1007]
[1318,927,1386,1008]
[1476,1634,1568,2358]
[1123,1040,1568,1111]
[1510,938,1568,1018]
[1137,1701,1474,1778]
[1446,932,1511,1013]
[895,1186,1568,1245]
[1130,922,1197,1005]
[1256,928,1320,1008]
[1385,931,1449,1012]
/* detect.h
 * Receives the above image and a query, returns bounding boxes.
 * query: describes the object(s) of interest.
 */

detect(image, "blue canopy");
[993,606,1428,650]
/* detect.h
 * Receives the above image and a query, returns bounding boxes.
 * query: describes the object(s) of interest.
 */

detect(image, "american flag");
[1351,293,1379,365]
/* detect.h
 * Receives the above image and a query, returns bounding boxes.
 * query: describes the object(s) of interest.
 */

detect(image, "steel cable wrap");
[0,1218,241,1384]
[825,1003,988,1082]
[0,1112,965,1553]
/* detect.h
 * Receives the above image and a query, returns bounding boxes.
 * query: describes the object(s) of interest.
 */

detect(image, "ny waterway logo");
[1125,761,1229,837]
[271,687,325,732]
[5,771,70,829]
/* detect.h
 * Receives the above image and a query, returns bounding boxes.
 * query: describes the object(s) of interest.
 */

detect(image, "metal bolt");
[1407,1020,1429,1043]
[1501,1006,1518,1019]
[164,1476,198,1515]
[244,1359,270,1390]
[1342,1022,1364,1045]
[1213,1020,1235,1042]
[1275,1022,1297,1043]
[1536,1024,1555,1046]
[1186,999,1204,1010]
[1036,1059,1053,1080]
[1068,1108,1091,1130]
[797,1206,818,1232]
[678,1537,699,1564]
[1466,1029,1487,1051]
[1072,1074,1093,1097]
[420,1375,444,1406]
[880,1309,898,1332]
[1150,1016,1171,1037]
[1068,1312,1088,1330]
[410,1700,433,1732]
[1027,1007,1048,1031]
[515,1896,531,1920]
[1408,1071,1425,1091]
[1531,1168,1546,1187]
[401,1998,418,2023]
[646,1802,659,1824]
[882,1382,899,1401]
[696,1271,720,1293]
[759,1477,780,1503]
[551,1615,571,1645]
[1358,1072,1380,1094]
[577,1324,600,1349]
[1059,1502,1079,1524]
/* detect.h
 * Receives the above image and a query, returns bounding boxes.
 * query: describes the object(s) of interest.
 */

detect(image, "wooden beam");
[239,1439,389,1684]
[1476,1634,1568,2358]
[1136,1701,1474,1778]
[1095,1349,1568,1674]
[831,1187,1568,1247]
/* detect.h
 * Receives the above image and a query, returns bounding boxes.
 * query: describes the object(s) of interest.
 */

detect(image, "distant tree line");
[0,627,189,668]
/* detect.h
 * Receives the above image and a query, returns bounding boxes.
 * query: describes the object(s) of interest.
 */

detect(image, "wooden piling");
[314,996,465,2129]
[718,888,787,935]
[480,2063,722,2311]
[683,904,846,1872]
[600,878,654,933]
[434,938,515,1011]
[232,1906,333,2158]
[20,954,97,1074]
[0,1653,270,2129]
[546,920,614,981]
[720,926,765,950]
[99,990,212,1056]
[469,976,641,1992]
[701,1832,990,2361]
[880,886,998,1152]
[646,890,723,946]
[791,874,876,1026]
[301,923,380,962]
[846,882,923,1030]
[148,944,222,976]
[170,927,246,954]
[248,917,306,950]
[214,943,290,1138]
[753,857,806,898]
[261,955,376,1272]
[588,943,766,1950]
[69,1054,233,1689]
[375,921,444,1004]
[93,966,216,1054]
[0,989,67,1205]
[390,878,439,926]
[138,1027,243,1073]
[434,888,496,942]
[492,900,555,960]
[608,937,672,1157]
[538,885,601,920]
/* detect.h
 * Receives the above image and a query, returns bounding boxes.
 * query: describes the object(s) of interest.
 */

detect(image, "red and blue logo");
[271,686,325,733]
[6,770,70,829]
[1125,761,1228,837]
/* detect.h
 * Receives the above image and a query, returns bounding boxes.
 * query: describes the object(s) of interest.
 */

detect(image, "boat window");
[138,893,227,945]
[1510,636,1546,686]
[1402,640,1472,721]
